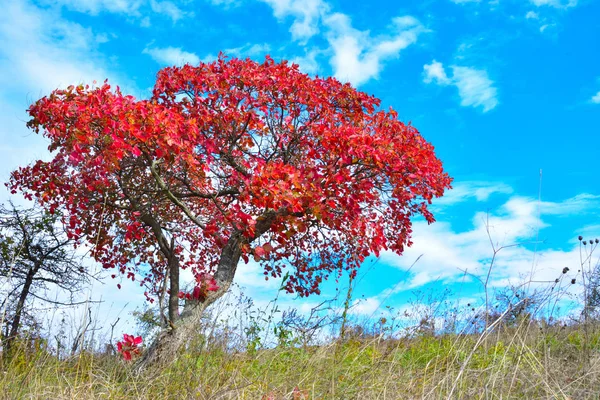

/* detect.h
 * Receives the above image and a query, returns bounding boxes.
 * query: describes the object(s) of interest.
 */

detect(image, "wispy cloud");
[290,49,321,74]
[529,0,577,8]
[207,0,240,6]
[526,11,540,19]
[47,0,192,24]
[209,0,425,86]
[325,14,426,86]
[452,66,499,111]
[48,0,143,16]
[143,46,200,65]
[0,0,132,196]
[539,194,600,215]
[591,91,600,104]
[0,0,114,94]
[379,189,599,291]
[224,43,271,58]
[150,0,189,23]
[423,60,451,85]
[434,181,514,206]
[424,60,499,112]
[259,0,329,42]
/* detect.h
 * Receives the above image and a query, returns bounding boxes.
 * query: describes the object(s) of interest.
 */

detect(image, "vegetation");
[0,203,93,357]
[8,55,451,369]
[2,234,599,399]
[1,55,598,398]
[2,307,600,399]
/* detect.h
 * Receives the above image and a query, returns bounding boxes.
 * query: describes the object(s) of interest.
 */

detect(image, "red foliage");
[178,273,219,301]
[8,55,451,299]
[116,334,142,361]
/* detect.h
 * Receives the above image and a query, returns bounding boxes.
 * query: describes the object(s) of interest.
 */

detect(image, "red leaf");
[254,246,266,257]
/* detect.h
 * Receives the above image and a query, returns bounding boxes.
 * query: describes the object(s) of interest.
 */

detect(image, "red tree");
[8,56,452,369]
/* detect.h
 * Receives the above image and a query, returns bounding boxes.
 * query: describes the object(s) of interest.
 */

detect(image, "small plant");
[116,334,143,361]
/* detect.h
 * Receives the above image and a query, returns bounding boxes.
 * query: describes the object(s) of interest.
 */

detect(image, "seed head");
[571,278,576,284]
[583,240,587,245]
[578,235,583,241]
[562,267,569,274]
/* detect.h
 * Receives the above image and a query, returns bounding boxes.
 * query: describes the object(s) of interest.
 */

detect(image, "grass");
[3,236,599,398]
[2,320,600,399]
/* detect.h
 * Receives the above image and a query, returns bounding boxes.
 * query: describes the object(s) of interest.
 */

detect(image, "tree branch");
[149,160,206,229]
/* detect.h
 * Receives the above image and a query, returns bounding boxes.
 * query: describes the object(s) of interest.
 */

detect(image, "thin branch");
[150,160,206,229]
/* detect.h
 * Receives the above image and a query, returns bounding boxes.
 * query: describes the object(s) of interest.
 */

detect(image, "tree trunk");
[168,255,180,323]
[6,263,39,356]
[133,210,280,373]
[133,232,243,373]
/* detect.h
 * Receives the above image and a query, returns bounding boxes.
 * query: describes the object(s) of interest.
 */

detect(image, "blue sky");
[0,0,599,336]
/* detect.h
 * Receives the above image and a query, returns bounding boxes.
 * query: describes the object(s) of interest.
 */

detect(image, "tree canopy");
[8,56,452,313]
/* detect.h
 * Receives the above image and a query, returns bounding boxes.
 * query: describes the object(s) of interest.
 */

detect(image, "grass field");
[2,316,600,399]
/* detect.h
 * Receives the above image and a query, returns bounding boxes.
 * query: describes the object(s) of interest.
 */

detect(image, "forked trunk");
[133,232,243,373]
[132,284,229,373]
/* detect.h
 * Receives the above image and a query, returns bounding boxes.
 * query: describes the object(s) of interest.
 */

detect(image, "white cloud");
[215,0,423,86]
[349,297,381,316]
[378,189,599,293]
[46,0,191,24]
[526,11,539,19]
[434,181,514,206]
[451,0,481,3]
[0,1,115,95]
[143,46,201,65]
[539,23,556,32]
[325,14,425,86]
[234,260,281,291]
[0,0,133,201]
[423,61,499,112]
[150,0,189,23]
[539,194,600,215]
[530,0,577,8]
[423,60,451,85]
[259,0,329,42]
[291,49,321,74]
[591,91,600,104]
[452,66,499,111]
[224,43,271,58]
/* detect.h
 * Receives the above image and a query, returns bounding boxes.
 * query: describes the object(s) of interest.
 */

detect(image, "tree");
[0,203,91,357]
[8,55,452,370]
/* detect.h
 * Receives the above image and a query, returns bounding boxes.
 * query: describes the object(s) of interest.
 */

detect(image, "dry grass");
[2,321,600,399]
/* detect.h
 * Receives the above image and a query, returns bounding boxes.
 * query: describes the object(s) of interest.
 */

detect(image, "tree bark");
[168,255,180,323]
[133,210,280,373]
[6,262,40,355]
[140,213,180,324]
[133,231,243,373]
